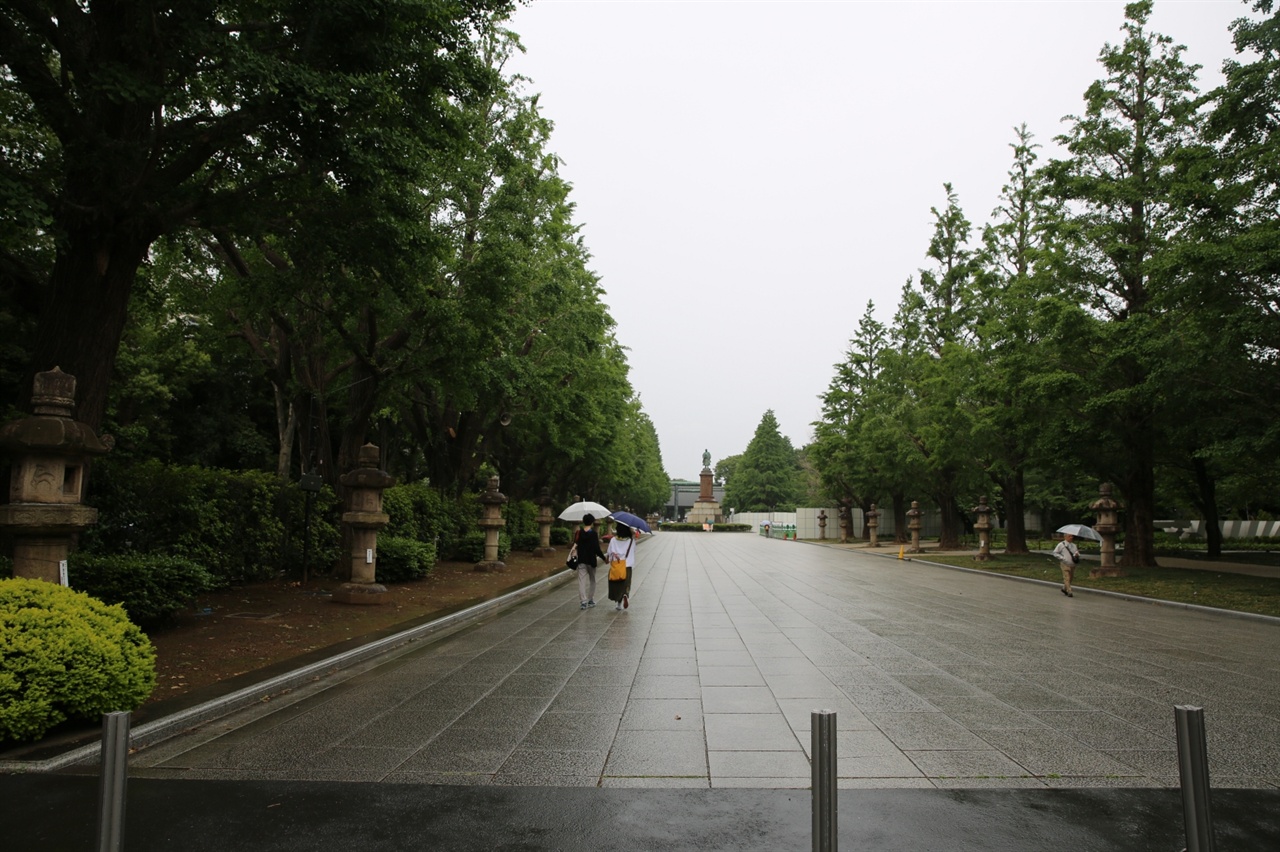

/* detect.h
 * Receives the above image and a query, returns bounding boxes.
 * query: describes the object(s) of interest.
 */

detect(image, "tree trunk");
[891,492,908,543]
[1119,463,1159,568]
[1192,456,1223,559]
[858,497,873,540]
[275,394,298,480]
[937,492,963,550]
[1000,469,1029,554]
[28,229,150,430]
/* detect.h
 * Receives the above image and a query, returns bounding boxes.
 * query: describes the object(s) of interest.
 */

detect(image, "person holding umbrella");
[606,522,637,611]
[1053,532,1081,598]
[570,513,607,610]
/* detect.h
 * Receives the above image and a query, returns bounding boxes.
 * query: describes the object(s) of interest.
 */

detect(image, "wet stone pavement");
[129,532,1280,790]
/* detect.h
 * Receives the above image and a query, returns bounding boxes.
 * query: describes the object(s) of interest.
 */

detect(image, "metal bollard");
[96,711,131,852]
[812,709,837,852]
[1174,705,1217,852]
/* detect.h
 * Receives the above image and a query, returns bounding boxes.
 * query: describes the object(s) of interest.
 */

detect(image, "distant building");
[666,479,725,521]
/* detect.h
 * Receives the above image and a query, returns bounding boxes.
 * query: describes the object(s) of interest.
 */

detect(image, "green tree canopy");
[723,410,804,512]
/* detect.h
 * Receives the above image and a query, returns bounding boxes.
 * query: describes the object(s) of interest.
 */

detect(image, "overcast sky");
[505,0,1254,481]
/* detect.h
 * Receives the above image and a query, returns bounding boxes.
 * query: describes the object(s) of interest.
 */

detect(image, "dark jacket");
[574,527,607,567]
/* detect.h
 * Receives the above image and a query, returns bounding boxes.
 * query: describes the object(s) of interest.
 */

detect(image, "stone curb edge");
[2,569,577,774]
[796,539,1280,627]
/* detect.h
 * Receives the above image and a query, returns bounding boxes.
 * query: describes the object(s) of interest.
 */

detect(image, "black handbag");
[565,546,578,570]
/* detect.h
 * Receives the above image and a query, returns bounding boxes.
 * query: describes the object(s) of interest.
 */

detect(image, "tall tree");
[1168,0,1280,554]
[972,125,1062,553]
[1043,0,1203,567]
[723,410,804,512]
[810,302,894,534]
[893,185,981,548]
[0,0,512,430]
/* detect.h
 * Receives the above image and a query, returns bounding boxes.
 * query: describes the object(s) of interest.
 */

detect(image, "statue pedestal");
[687,500,722,525]
[688,463,722,524]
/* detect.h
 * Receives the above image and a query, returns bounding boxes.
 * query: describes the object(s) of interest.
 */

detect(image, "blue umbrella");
[609,511,652,533]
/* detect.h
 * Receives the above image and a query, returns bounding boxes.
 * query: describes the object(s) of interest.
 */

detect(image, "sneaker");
[622,594,629,610]
[587,600,596,608]
[580,601,588,610]
[615,603,623,611]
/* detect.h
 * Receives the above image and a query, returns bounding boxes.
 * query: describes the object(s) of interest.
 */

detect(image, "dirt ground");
[145,551,569,705]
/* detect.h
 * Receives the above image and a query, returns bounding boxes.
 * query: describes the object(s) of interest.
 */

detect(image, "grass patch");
[921,554,1280,619]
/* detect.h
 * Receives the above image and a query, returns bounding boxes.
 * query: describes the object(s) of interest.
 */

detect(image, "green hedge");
[711,524,752,532]
[375,536,437,583]
[83,459,340,585]
[511,532,541,551]
[383,481,484,561]
[504,500,538,543]
[457,531,512,563]
[69,553,215,627]
[0,578,156,743]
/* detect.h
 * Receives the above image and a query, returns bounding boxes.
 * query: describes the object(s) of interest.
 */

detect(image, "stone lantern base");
[474,560,506,573]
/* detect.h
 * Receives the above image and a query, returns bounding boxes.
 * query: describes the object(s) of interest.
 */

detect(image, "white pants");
[577,563,597,602]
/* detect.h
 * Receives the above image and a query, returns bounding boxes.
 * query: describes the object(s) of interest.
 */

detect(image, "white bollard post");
[812,709,837,852]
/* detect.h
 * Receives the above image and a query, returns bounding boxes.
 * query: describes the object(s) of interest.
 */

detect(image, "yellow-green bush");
[0,578,157,743]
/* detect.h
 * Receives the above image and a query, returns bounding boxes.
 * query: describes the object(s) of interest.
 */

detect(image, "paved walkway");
[5,533,1280,849]
[124,533,1280,789]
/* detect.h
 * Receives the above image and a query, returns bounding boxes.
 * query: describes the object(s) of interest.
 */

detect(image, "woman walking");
[606,522,636,611]
[570,514,607,610]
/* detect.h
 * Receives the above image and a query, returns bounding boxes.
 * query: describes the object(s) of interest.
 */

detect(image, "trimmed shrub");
[69,553,215,627]
[503,500,538,543]
[457,531,512,563]
[382,486,425,542]
[375,536,437,583]
[0,578,157,743]
[550,527,572,546]
[710,524,752,533]
[511,532,541,552]
[385,481,476,560]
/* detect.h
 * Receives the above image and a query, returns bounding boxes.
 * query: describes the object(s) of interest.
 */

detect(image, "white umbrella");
[1056,523,1103,542]
[558,501,612,522]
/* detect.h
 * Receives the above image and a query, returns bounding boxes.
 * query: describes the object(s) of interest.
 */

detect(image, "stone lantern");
[0,369,110,584]
[817,510,828,541]
[972,495,993,562]
[334,443,394,605]
[838,502,851,544]
[907,500,923,554]
[866,503,880,548]
[475,474,507,573]
[1090,482,1123,578]
[533,487,555,557]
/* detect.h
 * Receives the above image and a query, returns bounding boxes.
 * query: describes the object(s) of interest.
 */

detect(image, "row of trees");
[0,3,669,512]
[807,1,1280,565]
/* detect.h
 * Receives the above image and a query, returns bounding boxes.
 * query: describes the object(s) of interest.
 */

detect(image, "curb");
[800,539,1280,627]
[1,569,577,774]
